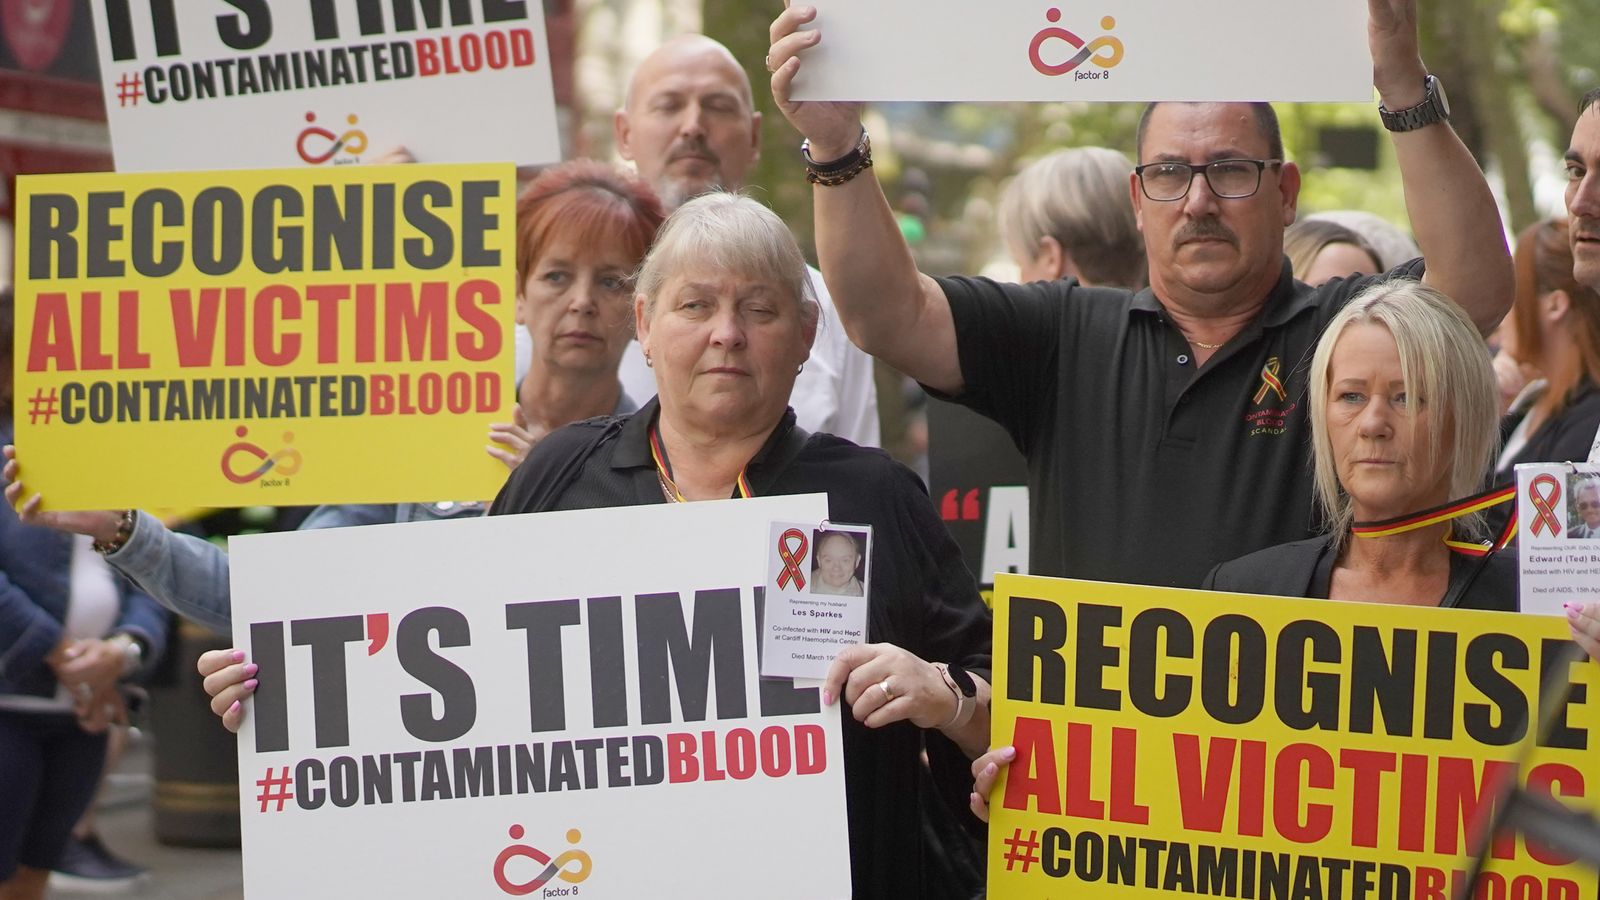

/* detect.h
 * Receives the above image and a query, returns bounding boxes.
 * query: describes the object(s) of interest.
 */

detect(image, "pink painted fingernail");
[231,650,246,662]
[243,663,259,676]
[821,690,833,706]
[227,700,240,715]
[242,679,259,691]
[984,763,997,776]
[999,746,1017,761]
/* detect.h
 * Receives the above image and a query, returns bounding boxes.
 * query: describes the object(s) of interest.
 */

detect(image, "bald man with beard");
[611,35,880,449]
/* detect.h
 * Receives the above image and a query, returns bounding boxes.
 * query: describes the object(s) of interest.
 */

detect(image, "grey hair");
[635,191,819,327]
[998,147,1147,289]
[1308,280,1500,548]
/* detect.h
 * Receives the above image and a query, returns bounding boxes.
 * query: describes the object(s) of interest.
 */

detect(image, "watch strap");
[1379,75,1448,133]
[935,663,977,730]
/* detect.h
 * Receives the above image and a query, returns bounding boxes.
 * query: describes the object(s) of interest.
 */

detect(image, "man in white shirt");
[609,34,879,447]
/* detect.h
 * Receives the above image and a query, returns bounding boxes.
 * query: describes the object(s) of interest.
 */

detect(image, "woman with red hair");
[1494,217,1600,478]
[491,161,666,466]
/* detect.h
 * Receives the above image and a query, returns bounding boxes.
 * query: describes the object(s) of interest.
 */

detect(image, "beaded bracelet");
[92,509,136,556]
[802,129,873,186]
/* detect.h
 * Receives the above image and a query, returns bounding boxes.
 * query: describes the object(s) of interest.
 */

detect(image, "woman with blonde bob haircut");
[1203,280,1511,605]
[998,147,1146,289]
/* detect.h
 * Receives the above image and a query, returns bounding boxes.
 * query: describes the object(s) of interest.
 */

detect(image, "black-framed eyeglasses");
[1134,158,1283,202]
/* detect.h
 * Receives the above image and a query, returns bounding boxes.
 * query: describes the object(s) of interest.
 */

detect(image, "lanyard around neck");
[1350,484,1516,556]
[648,423,753,502]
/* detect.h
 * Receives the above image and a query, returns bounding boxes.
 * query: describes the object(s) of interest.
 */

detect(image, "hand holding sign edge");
[768,2,864,161]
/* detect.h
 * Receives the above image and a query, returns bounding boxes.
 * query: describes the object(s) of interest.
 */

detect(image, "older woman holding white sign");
[203,193,994,898]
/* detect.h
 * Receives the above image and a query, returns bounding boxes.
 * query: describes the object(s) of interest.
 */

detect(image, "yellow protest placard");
[989,574,1600,899]
[15,163,516,509]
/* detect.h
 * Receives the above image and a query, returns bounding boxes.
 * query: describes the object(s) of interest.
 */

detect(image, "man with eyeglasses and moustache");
[764,0,1514,587]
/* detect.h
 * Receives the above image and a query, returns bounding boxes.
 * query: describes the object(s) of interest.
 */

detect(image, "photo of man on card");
[811,529,866,596]
[1571,473,1600,538]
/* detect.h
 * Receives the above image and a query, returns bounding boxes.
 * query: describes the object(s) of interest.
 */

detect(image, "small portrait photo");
[811,529,866,597]
[1569,473,1600,540]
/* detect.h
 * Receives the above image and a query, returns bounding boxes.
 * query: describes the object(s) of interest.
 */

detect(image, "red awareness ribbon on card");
[1529,474,1563,537]
[777,528,809,590]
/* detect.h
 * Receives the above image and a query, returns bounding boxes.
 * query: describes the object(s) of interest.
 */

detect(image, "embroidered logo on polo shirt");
[1252,357,1286,405]
[1243,357,1296,436]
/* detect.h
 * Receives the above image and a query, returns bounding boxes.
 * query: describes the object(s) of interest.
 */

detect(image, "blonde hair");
[1284,219,1380,283]
[635,191,818,327]
[998,148,1146,289]
[1308,281,1500,547]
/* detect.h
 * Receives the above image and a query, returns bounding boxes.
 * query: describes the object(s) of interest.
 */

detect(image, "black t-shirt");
[933,258,1423,588]
[491,400,992,900]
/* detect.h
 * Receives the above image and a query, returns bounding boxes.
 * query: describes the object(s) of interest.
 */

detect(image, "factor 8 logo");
[296,112,368,164]
[1029,8,1124,77]
[494,826,592,896]
[220,426,303,485]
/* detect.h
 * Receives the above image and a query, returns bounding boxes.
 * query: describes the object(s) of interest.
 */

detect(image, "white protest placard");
[88,1,560,171]
[1516,462,1600,615]
[790,0,1370,102]
[228,494,850,899]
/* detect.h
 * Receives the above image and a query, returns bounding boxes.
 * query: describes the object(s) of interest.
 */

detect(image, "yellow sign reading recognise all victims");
[988,575,1600,899]
[15,163,516,509]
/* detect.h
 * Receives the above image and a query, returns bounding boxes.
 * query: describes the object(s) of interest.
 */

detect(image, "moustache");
[667,139,720,166]
[1173,220,1238,248]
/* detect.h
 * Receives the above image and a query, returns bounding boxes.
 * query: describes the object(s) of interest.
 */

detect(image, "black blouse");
[491,399,993,899]
[1203,535,1518,611]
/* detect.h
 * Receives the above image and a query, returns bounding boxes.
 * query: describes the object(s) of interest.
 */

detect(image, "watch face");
[1432,77,1450,116]
[947,664,977,696]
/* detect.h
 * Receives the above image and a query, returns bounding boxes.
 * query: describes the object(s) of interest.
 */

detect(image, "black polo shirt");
[932,258,1423,588]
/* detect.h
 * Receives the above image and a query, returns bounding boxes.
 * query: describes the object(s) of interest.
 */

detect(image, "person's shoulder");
[936,273,1124,305]
[1307,258,1427,307]
[1553,381,1600,434]
[800,431,900,471]
[797,433,929,495]
[1206,536,1330,595]
[494,414,630,515]
[528,414,628,467]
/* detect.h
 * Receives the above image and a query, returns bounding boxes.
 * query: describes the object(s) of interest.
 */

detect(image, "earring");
[797,362,805,375]
[645,351,653,368]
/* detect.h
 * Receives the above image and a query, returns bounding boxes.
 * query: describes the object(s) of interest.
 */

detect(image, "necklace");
[1189,338,1225,350]
[649,422,754,502]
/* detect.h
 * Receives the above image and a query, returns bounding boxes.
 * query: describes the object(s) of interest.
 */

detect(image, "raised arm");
[1370,0,1512,335]
[768,4,964,394]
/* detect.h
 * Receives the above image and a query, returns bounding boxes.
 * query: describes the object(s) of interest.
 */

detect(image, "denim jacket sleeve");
[104,511,234,634]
